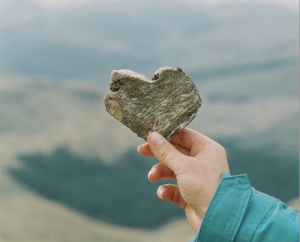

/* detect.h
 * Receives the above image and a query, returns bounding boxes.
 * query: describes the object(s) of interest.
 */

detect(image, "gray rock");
[104,66,202,141]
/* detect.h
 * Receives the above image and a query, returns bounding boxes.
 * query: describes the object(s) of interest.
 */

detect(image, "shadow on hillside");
[7,147,182,229]
[7,142,299,229]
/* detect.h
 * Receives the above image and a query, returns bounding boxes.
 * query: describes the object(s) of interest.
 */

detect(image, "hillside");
[0,0,298,240]
[0,1,298,82]
[0,75,298,230]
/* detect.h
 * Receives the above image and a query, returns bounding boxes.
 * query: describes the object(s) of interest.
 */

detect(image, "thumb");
[147,132,186,172]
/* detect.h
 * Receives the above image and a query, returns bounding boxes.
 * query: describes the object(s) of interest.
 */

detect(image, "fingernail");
[158,188,164,198]
[149,132,165,148]
[148,168,154,177]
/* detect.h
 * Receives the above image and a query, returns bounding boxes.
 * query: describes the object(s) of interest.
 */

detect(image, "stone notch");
[104,66,202,141]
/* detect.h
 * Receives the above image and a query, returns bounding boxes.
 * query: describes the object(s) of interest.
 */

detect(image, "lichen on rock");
[104,66,202,141]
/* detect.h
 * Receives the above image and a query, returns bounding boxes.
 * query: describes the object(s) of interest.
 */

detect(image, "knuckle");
[209,139,225,152]
[212,142,227,159]
[159,144,176,162]
[194,140,207,153]
[215,142,225,151]
[217,143,226,155]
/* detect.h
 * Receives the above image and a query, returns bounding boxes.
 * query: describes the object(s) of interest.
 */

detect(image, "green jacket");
[190,173,299,242]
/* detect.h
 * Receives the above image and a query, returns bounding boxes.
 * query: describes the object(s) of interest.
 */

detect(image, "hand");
[138,128,229,232]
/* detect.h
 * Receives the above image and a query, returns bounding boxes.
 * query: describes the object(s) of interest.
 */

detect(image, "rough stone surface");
[104,66,202,141]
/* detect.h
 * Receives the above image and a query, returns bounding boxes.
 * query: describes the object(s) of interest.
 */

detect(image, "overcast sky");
[30,0,299,10]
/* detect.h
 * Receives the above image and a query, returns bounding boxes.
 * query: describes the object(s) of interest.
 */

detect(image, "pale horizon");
[26,0,300,10]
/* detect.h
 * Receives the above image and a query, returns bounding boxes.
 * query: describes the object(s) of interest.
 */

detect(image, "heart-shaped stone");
[104,66,201,141]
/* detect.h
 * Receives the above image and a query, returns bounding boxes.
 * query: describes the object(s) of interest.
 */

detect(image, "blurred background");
[0,0,298,241]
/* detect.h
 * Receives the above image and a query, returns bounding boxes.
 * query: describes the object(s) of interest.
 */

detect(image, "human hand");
[138,128,229,232]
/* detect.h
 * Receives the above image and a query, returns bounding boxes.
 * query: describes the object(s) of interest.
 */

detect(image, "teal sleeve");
[190,173,299,242]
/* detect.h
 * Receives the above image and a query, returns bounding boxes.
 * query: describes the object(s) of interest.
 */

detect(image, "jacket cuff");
[191,173,298,242]
[193,172,253,241]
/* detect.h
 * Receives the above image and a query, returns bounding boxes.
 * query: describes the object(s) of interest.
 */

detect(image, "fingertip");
[148,167,155,180]
[137,144,145,153]
[157,186,171,200]
[157,185,186,210]
[148,167,161,182]
[138,143,154,157]
[157,186,165,199]
[137,143,147,154]
[148,132,166,148]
